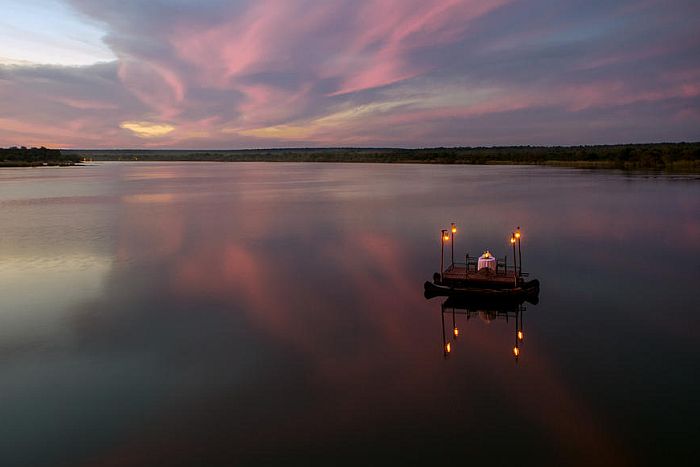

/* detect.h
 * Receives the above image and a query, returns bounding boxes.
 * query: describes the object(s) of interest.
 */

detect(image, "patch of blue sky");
[0,0,115,66]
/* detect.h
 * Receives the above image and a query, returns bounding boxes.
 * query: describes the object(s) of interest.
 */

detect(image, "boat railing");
[445,256,529,277]
[442,306,527,320]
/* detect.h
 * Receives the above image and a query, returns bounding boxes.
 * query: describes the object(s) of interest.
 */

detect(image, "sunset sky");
[1,0,698,149]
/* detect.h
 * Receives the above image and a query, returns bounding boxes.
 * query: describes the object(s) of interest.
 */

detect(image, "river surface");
[0,162,698,466]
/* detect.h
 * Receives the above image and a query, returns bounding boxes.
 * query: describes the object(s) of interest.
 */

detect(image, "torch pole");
[450,223,456,268]
[517,226,522,276]
[511,233,517,286]
[440,230,445,282]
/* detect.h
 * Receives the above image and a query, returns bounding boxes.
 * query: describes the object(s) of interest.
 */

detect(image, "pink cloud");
[1,0,699,148]
[563,80,700,112]
[236,83,312,125]
[169,0,509,96]
[117,58,186,119]
[170,1,335,87]
[327,0,511,95]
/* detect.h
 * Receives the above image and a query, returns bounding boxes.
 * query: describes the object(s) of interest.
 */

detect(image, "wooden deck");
[442,264,519,286]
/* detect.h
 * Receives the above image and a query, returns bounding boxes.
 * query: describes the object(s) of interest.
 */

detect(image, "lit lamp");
[518,330,524,341]
[440,229,449,281]
[453,327,459,338]
[513,346,520,358]
[510,233,517,283]
[445,342,452,355]
[450,222,457,267]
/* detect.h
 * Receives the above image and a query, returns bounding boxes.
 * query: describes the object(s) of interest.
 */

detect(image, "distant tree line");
[65,143,700,170]
[1,146,81,166]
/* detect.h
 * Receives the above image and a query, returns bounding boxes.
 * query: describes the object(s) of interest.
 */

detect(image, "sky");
[0,0,698,149]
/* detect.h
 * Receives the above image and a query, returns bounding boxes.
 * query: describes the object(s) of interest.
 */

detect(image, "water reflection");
[438,296,531,362]
[0,163,698,466]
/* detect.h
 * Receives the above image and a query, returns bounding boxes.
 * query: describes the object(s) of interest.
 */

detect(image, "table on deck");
[478,256,496,271]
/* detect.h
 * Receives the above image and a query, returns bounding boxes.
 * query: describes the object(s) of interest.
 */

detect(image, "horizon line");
[58,141,700,151]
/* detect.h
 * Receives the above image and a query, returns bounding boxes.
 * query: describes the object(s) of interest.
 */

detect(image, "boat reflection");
[439,296,531,362]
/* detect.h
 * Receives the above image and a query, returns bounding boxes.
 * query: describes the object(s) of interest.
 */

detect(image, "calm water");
[0,162,698,466]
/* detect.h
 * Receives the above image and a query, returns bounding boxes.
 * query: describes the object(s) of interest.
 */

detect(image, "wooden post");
[511,233,517,287]
[440,229,448,282]
[517,226,522,277]
[450,223,456,268]
[440,231,444,282]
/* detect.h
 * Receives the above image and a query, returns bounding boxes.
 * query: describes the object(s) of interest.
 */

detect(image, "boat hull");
[424,279,540,304]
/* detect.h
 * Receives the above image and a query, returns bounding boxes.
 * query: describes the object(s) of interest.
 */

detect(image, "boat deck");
[442,264,520,286]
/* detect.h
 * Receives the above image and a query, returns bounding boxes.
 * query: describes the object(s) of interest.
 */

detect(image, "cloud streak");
[0,0,699,148]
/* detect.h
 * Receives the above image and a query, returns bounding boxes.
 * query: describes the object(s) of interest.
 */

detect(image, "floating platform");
[426,260,540,303]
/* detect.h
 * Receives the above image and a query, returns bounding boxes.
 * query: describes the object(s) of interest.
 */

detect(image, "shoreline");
[0,161,78,167]
[3,143,698,172]
[63,142,700,172]
[3,159,699,173]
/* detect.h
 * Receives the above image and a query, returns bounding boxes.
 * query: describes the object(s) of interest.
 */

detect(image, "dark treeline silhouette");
[1,146,81,166]
[66,143,700,170]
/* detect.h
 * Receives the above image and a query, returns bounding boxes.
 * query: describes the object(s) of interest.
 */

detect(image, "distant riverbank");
[4,143,699,171]
[65,143,700,171]
[1,147,81,167]
[0,161,78,167]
